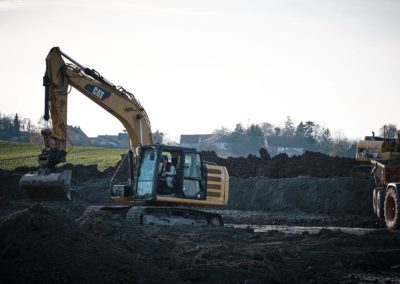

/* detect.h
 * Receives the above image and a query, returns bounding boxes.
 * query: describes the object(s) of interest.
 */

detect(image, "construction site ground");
[1,151,400,283]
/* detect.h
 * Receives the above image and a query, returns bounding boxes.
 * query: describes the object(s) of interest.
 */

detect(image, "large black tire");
[384,187,400,230]
[376,189,385,218]
[373,188,378,216]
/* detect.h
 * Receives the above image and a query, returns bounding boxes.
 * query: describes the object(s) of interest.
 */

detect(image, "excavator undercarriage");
[83,205,224,226]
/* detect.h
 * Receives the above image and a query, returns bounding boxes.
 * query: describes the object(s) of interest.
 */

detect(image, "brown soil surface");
[1,150,399,283]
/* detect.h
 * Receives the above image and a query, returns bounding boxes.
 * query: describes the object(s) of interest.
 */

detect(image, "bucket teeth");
[19,170,72,201]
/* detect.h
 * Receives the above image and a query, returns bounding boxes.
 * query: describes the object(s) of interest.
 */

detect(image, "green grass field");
[0,140,126,171]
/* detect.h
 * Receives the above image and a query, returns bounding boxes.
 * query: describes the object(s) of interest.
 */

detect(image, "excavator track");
[82,205,223,227]
[134,207,224,227]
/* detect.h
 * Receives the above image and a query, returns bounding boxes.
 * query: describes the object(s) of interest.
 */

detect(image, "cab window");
[182,153,203,199]
[184,153,201,179]
[136,148,156,198]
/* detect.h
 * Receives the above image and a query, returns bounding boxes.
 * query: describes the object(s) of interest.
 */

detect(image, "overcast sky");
[0,0,399,141]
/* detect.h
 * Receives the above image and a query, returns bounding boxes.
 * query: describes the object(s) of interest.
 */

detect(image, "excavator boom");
[19,47,153,200]
[46,47,152,150]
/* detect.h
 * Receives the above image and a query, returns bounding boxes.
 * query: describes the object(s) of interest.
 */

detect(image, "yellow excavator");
[19,47,229,226]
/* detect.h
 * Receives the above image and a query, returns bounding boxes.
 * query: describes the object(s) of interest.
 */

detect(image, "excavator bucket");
[19,170,72,201]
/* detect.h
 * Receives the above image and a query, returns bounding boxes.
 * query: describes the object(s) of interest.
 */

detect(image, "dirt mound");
[62,163,106,181]
[202,150,358,178]
[0,168,29,201]
[2,204,399,284]
[228,176,374,215]
[2,164,400,282]
[1,166,375,219]
[0,203,172,283]
[22,149,358,184]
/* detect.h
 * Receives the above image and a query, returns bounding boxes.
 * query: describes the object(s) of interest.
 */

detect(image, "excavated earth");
[1,151,400,283]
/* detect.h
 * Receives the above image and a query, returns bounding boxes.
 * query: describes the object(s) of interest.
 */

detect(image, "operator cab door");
[135,147,157,200]
[181,152,207,200]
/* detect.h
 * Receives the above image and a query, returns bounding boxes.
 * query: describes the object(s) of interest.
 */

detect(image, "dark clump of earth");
[1,150,399,283]
[1,202,399,284]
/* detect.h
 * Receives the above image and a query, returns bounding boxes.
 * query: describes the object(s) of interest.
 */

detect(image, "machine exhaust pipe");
[19,170,72,201]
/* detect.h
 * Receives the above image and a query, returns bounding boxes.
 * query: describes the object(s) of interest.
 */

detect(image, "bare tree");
[213,126,230,136]
[260,122,275,136]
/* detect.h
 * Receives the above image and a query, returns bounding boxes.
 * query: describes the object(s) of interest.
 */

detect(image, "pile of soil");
[222,176,382,228]
[0,168,29,201]
[1,156,399,283]
[202,150,359,178]
[0,203,172,283]
[228,176,374,215]
[0,167,376,220]
[1,203,400,283]
[101,149,360,180]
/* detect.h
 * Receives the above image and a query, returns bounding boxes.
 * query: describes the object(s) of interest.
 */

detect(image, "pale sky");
[1,0,399,141]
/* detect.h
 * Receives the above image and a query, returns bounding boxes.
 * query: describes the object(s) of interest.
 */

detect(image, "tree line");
[204,116,398,158]
[1,112,398,159]
[0,113,31,141]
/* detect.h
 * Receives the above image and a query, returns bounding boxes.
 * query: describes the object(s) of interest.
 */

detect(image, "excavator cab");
[134,145,207,202]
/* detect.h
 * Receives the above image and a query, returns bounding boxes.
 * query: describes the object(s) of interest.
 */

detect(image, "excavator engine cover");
[19,170,72,201]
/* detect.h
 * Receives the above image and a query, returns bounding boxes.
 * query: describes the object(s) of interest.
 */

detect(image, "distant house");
[266,136,309,157]
[180,134,231,155]
[91,135,119,147]
[90,132,132,148]
[200,134,230,152]
[30,125,169,149]
[180,134,214,149]
[67,126,91,146]
[117,132,130,148]
[90,131,162,148]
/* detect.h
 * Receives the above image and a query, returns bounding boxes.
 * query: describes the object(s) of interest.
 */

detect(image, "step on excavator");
[19,47,229,226]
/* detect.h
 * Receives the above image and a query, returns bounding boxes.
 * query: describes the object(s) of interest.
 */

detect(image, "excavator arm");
[45,46,152,155]
[19,47,153,200]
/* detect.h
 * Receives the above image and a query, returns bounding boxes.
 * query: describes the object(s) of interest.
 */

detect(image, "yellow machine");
[354,128,400,229]
[355,130,400,163]
[351,129,400,178]
[19,47,229,226]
